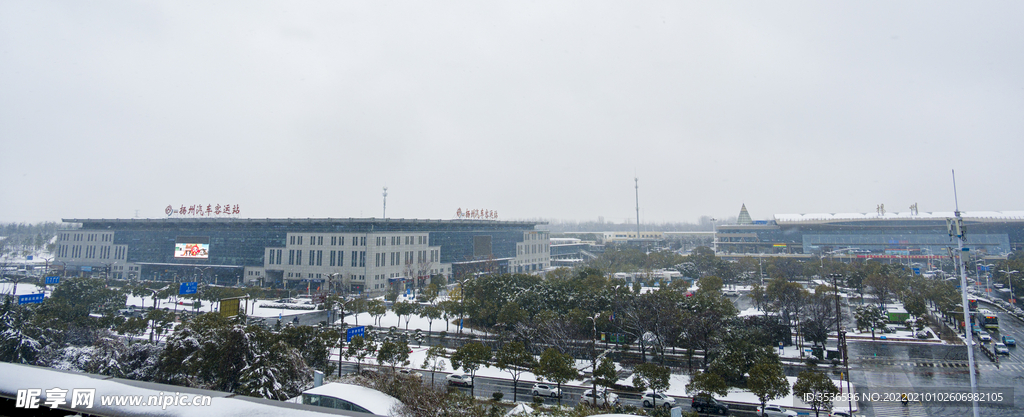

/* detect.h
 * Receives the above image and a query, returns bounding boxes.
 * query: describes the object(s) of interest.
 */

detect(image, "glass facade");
[57,218,544,284]
[718,217,1023,255]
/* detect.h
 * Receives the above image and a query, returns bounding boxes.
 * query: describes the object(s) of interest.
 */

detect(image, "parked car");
[1002,335,1016,346]
[531,383,561,398]
[972,325,982,335]
[994,343,1010,355]
[829,411,855,417]
[691,395,729,415]
[445,374,472,387]
[641,392,675,408]
[757,404,799,417]
[580,389,619,406]
[979,331,992,342]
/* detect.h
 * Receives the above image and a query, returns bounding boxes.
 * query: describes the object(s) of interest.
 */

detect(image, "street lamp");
[999,270,1019,305]
[586,313,601,403]
[709,218,718,254]
[194,266,212,285]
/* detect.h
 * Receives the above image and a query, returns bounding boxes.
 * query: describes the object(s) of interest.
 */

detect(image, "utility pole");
[634,177,640,244]
[948,170,980,417]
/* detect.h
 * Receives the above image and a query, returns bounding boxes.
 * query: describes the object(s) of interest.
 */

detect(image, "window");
[318,236,323,245]
[309,250,315,265]
[331,236,336,245]
[330,251,336,266]
[359,251,365,267]
[277,249,282,264]
[288,250,295,265]
[351,251,357,267]
[298,236,303,245]
[340,236,345,246]
[296,250,302,265]
[317,250,323,266]
[290,236,295,245]
[338,251,344,266]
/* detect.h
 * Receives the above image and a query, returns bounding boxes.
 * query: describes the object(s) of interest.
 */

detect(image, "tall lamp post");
[587,313,601,403]
[829,273,852,414]
[710,218,718,254]
[947,171,980,417]
[999,270,1019,306]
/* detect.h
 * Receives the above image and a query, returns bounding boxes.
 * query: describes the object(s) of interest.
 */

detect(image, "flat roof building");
[54,217,549,297]
[717,210,1024,257]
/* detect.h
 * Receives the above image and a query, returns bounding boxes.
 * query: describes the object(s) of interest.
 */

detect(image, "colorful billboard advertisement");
[174,243,209,259]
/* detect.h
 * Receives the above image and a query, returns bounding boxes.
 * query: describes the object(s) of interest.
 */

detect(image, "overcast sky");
[2,1,1022,225]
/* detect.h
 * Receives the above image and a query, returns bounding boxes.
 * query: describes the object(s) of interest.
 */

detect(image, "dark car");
[692,395,729,415]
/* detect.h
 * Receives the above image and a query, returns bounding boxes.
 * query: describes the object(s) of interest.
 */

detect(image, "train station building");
[53,217,549,296]
[716,209,1024,258]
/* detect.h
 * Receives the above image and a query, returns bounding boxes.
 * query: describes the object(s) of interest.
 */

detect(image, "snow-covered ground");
[0,282,45,296]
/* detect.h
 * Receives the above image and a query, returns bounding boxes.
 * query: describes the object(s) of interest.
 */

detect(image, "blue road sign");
[26,255,33,261]
[346,326,365,342]
[19,293,44,304]
[45,276,60,285]
[912,268,921,275]
[179,282,198,295]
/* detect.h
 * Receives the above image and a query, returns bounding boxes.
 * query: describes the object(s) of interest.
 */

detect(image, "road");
[337,362,768,416]
[847,299,1024,417]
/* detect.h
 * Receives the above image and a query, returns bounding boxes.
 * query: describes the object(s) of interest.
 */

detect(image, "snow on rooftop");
[0,362,361,416]
[303,383,401,416]
[774,211,1024,223]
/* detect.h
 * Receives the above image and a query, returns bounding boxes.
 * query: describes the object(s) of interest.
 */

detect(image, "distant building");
[54,218,549,296]
[601,231,663,244]
[717,210,1024,257]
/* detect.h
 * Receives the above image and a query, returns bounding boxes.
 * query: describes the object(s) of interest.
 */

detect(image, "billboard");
[175,243,209,259]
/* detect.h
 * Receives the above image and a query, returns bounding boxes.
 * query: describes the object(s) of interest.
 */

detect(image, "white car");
[445,373,473,387]
[758,404,798,417]
[531,383,561,398]
[580,388,619,406]
[994,343,1009,355]
[979,331,992,342]
[641,392,675,408]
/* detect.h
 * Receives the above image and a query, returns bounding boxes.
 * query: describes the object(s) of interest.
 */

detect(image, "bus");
[969,298,978,311]
[974,309,998,331]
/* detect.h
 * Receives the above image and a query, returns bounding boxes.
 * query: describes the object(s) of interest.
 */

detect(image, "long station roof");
[774,211,1024,224]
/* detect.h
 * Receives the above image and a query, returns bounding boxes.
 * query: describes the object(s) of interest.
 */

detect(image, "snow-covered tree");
[156,313,310,399]
[0,299,43,364]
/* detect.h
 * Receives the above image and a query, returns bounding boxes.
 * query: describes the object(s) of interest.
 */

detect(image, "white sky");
[2,1,1022,224]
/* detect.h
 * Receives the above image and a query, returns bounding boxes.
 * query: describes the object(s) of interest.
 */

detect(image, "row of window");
[288,235,370,247]
[518,244,549,255]
[276,249,364,268]
[57,244,125,260]
[59,233,112,243]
